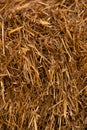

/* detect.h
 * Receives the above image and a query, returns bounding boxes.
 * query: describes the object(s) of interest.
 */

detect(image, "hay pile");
[0,0,87,130]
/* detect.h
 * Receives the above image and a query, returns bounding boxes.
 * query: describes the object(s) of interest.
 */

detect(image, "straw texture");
[0,0,87,130]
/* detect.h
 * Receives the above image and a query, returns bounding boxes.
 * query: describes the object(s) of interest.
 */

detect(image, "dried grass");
[0,0,87,130]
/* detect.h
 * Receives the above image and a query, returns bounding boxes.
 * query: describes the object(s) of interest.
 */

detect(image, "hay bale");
[0,0,87,130]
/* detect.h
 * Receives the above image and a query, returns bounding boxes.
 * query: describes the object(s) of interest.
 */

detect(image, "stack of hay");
[0,0,87,129]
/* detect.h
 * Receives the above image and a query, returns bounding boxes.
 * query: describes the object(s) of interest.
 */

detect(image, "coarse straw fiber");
[0,0,87,130]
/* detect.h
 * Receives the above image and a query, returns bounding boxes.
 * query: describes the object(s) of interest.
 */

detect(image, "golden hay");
[0,0,87,130]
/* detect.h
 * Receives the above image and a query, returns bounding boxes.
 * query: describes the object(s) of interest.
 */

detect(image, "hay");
[0,0,87,130]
